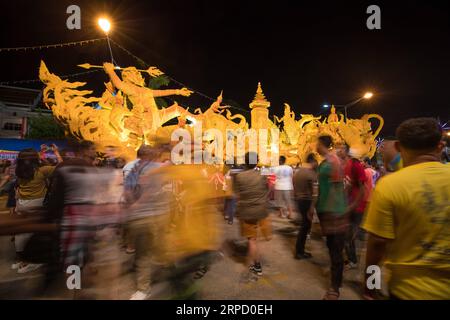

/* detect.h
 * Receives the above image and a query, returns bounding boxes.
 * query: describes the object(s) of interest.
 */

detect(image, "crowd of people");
[0,117,448,300]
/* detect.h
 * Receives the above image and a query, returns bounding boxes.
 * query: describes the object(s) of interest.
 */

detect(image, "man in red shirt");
[336,144,366,269]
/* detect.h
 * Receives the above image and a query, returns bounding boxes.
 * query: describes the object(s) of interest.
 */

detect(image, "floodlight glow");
[364,92,373,99]
[98,18,111,33]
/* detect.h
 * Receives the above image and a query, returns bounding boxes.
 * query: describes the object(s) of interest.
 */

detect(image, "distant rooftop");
[0,85,46,110]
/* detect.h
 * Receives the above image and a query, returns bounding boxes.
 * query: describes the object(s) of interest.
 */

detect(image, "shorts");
[274,190,293,209]
[15,198,44,216]
[240,217,272,240]
[317,212,349,236]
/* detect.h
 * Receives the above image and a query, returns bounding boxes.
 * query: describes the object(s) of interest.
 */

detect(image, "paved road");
[199,214,363,300]
[0,205,365,300]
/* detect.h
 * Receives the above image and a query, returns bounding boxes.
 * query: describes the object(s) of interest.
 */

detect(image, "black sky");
[1,0,449,135]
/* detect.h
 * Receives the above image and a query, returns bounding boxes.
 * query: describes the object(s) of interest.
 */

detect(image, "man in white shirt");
[272,156,294,218]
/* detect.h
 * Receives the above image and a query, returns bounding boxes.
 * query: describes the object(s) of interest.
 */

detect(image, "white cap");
[349,148,364,160]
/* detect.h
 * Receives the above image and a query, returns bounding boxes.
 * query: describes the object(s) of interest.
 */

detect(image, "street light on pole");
[342,91,373,120]
[323,92,374,122]
[98,17,115,64]
[364,92,373,99]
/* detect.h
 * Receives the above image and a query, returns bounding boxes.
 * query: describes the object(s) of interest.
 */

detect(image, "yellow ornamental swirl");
[39,62,383,163]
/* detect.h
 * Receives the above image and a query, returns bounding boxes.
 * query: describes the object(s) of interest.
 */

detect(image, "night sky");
[1,0,449,135]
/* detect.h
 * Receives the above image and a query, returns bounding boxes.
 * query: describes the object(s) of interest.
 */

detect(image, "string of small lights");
[109,38,249,113]
[0,69,101,86]
[0,38,107,52]
[0,37,249,114]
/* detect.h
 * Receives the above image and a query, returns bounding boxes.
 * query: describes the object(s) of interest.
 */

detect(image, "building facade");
[0,85,51,139]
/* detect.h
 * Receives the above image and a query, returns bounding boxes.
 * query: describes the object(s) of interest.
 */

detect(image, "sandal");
[344,262,358,271]
[322,289,340,300]
[193,266,209,279]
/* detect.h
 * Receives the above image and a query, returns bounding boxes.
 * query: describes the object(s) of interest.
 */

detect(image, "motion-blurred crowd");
[0,117,449,300]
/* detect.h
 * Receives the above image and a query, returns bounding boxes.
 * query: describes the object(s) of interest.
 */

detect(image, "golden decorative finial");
[250,82,270,109]
[256,82,264,96]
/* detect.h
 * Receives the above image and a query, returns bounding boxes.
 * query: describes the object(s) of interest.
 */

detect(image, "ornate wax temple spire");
[250,82,271,109]
[250,82,271,130]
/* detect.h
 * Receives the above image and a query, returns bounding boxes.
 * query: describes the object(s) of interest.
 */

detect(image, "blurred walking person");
[45,141,96,293]
[293,153,318,259]
[121,145,155,254]
[234,152,272,279]
[83,165,124,299]
[336,144,366,269]
[272,156,294,219]
[123,145,171,300]
[161,162,222,299]
[316,135,348,300]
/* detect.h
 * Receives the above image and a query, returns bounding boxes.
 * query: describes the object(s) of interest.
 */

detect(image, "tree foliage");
[148,75,171,108]
[26,114,65,139]
[148,74,170,89]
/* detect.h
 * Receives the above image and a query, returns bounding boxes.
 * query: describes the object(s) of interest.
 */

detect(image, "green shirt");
[316,156,346,214]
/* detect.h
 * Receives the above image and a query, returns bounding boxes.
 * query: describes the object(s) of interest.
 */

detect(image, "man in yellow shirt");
[362,118,450,300]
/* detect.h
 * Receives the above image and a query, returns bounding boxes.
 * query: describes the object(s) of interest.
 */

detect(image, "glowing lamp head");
[98,18,111,33]
[364,92,373,99]
[323,104,329,109]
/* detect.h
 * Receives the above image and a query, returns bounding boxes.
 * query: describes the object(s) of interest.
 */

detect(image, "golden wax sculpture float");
[39,61,383,163]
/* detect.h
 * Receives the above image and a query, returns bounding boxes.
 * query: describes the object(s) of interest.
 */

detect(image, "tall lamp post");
[98,17,115,64]
[323,92,373,121]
